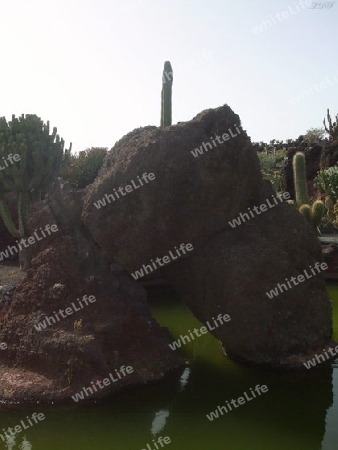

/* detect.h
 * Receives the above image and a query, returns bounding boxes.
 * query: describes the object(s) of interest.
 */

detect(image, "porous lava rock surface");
[83,105,334,369]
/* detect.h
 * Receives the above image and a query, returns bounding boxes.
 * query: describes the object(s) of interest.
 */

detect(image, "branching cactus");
[0,114,71,269]
[161,61,173,127]
[323,109,338,140]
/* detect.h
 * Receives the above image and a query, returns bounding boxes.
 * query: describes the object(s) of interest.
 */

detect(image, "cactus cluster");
[161,61,173,128]
[292,152,326,232]
[0,114,71,267]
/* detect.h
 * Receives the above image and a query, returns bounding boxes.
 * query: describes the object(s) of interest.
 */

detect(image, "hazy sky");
[0,0,337,152]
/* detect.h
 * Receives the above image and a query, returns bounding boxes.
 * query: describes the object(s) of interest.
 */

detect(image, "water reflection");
[150,367,191,436]
[3,435,32,450]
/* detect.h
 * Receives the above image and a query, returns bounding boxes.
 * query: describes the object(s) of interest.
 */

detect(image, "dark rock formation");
[83,106,262,271]
[0,181,183,404]
[83,105,334,370]
[320,138,338,169]
[163,181,333,369]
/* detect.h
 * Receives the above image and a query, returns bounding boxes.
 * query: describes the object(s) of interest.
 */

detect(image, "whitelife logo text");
[206,385,269,421]
[131,243,193,280]
[190,124,242,158]
[228,192,290,228]
[34,295,96,331]
[71,365,134,402]
[0,224,58,262]
[93,173,155,209]
[303,345,338,369]
[266,262,328,299]
[169,313,231,351]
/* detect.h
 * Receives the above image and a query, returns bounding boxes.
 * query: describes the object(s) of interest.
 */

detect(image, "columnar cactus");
[292,152,326,233]
[293,152,309,207]
[323,108,338,140]
[0,114,71,268]
[161,61,173,128]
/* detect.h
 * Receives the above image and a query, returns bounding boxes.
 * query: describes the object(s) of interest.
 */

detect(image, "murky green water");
[1,285,338,450]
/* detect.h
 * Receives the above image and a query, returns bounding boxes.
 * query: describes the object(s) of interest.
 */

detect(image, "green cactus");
[325,195,335,222]
[161,61,173,128]
[323,108,338,140]
[0,114,71,269]
[299,201,326,232]
[299,204,311,223]
[292,152,326,233]
[311,200,326,230]
[292,152,309,207]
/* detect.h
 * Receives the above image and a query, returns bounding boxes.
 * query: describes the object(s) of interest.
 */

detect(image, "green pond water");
[1,284,338,450]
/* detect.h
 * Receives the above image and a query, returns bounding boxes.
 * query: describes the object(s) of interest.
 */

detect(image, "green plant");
[333,202,338,228]
[303,127,326,144]
[292,152,326,232]
[293,152,309,207]
[161,61,173,127]
[0,114,71,269]
[61,147,107,188]
[324,195,335,222]
[323,109,338,140]
[314,165,338,202]
[257,149,286,194]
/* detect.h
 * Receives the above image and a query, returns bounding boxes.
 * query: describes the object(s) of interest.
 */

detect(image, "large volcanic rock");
[163,181,333,369]
[83,105,334,369]
[0,181,183,404]
[83,106,262,270]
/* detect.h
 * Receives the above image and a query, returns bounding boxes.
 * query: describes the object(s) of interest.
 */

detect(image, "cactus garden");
[0,1,338,449]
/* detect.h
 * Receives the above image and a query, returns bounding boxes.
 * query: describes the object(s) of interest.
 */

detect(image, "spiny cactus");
[299,204,311,223]
[325,195,335,222]
[323,108,338,140]
[292,152,309,207]
[0,114,71,269]
[292,152,326,233]
[161,61,173,128]
[311,200,326,230]
[299,201,326,231]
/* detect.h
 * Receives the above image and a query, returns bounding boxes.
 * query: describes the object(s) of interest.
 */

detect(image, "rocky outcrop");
[0,181,183,404]
[83,105,334,369]
[83,106,262,271]
[163,182,333,369]
[320,138,338,169]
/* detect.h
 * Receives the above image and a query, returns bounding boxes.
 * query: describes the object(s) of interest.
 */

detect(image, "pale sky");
[0,0,337,152]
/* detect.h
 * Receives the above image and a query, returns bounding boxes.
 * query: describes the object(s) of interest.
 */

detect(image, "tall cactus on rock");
[0,114,71,269]
[292,152,325,233]
[161,61,173,128]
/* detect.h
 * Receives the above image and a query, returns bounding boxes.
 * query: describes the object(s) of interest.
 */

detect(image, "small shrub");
[258,149,287,194]
[61,147,108,188]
